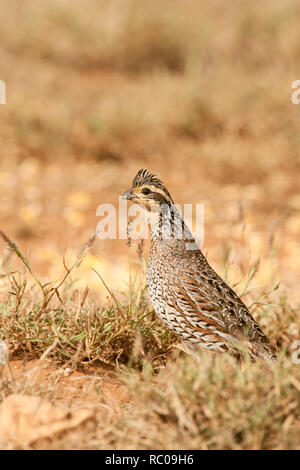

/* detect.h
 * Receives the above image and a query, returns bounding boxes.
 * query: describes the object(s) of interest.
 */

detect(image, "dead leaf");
[0,394,95,449]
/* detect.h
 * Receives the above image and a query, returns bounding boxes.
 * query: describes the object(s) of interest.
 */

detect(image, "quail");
[122,169,276,364]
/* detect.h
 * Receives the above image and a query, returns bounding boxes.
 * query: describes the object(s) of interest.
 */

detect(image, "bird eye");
[142,188,151,195]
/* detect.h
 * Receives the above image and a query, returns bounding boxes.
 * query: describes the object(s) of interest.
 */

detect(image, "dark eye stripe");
[151,192,171,204]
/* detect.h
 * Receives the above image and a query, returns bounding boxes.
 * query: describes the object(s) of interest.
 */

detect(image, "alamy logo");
[0,340,7,364]
[0,81,6,104]
[96,198,205,249]
[291,80,300,104]
[291,340,300,365]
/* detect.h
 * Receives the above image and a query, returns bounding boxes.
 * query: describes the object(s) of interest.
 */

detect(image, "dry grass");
[101,354,300,450]
[0,233,173,373]
[1,0,300,450]
[1,0,300,162]
[0,231,299,449]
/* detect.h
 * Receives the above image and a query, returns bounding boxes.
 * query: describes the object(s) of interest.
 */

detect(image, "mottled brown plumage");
[123,169,276,364]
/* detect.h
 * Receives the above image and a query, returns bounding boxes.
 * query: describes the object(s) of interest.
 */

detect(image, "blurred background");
[0,0,299,302]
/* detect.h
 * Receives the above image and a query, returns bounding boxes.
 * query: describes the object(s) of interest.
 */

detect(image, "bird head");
[122,169,173,210]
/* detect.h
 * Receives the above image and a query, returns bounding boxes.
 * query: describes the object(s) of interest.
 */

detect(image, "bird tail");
[249,342,277,367]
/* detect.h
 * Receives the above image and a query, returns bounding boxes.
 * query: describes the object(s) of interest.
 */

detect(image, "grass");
[1,0,300,450]
[0,232,174,372]
[1,0,300,163]
[107,353,300,450]
[0,231,299,449]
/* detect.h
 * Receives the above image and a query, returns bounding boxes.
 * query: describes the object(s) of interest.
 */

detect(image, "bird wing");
[170,255,272,349]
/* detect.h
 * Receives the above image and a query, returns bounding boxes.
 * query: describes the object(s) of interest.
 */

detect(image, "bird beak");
[122,189,136,200]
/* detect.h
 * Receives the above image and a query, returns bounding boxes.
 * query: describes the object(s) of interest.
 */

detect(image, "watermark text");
[0,80,6,104]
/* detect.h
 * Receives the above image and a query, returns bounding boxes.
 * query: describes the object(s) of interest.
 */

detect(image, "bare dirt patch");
[3,359,132,414]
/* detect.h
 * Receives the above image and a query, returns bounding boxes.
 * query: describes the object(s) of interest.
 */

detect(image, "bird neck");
[148,203,196,246]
